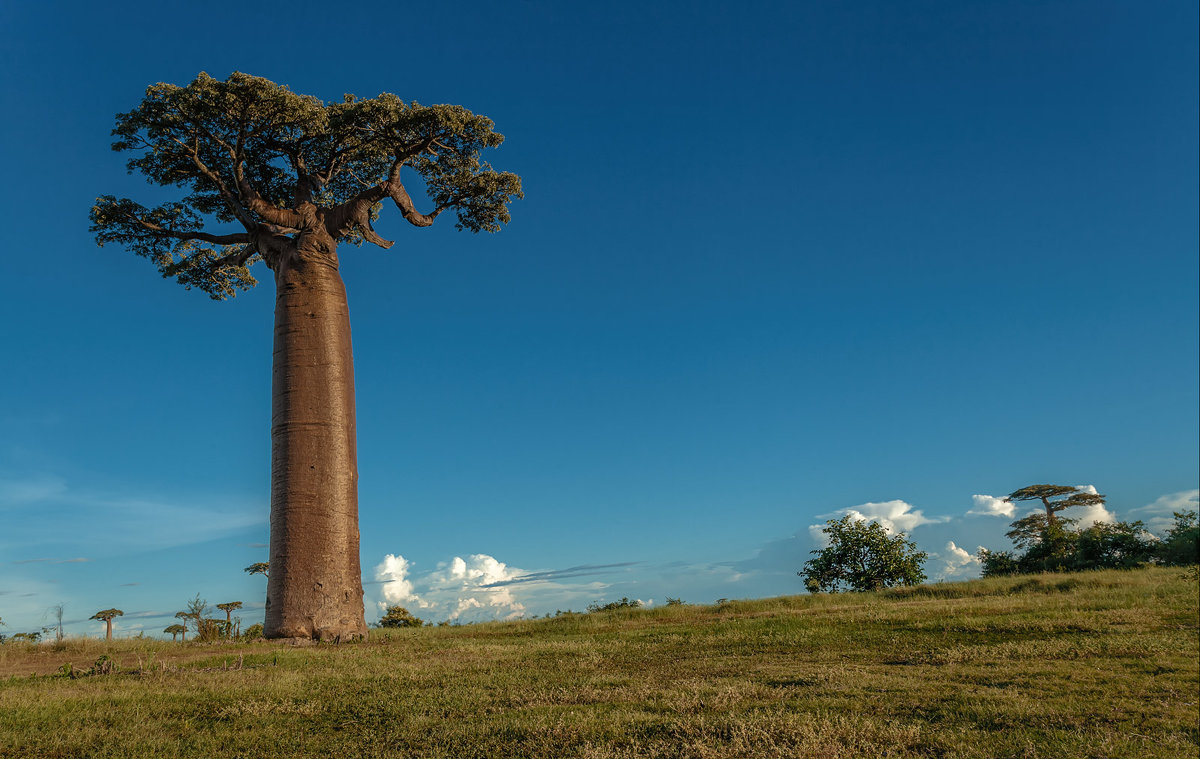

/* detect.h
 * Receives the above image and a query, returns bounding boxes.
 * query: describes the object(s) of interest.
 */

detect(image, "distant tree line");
[978,485,1199,576]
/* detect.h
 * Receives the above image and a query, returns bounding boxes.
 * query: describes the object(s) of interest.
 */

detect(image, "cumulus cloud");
[935,540,982,580]
[815,499,944,535]
[371,553,632,623]
[967,494,1014,518]
[374,554,422,608]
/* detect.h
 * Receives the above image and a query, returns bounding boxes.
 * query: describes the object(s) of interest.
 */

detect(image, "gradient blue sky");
[1,1,1196,637]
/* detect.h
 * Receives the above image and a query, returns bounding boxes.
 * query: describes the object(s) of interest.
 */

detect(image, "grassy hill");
[1,567,1196,757]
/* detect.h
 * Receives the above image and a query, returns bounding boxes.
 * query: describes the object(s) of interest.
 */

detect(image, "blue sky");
[0,1,1196,636]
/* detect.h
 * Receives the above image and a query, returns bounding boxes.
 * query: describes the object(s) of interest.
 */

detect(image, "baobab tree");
[90,72,521,640]
[90,608,124,641]
[164,624,187,642]
[216,602,243,638]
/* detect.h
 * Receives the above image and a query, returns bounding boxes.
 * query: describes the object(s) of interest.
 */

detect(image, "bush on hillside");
[587,598,641,613]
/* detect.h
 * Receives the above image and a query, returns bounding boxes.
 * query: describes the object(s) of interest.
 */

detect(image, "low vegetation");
[0,567,1195,757]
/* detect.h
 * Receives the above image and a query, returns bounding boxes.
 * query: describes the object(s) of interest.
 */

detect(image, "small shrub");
[241,623,264,641]
[587,598,641,613]
[665,597,684,606]
[377,606,424,628]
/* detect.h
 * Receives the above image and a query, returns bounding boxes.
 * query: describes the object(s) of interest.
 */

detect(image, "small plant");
[665,597,684,606]
[91,654,119,675]
[241,623,265,641]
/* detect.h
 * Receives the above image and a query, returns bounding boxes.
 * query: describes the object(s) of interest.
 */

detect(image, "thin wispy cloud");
[1129,490,1199,534]
[482,562,642,587]
[0,473,265,556]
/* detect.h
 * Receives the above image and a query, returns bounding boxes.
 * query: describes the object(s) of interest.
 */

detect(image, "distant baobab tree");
[216,602,243,638]
[91,72,521,640]
[90,608,124,641]
[244,562,269,578]
[164,624,187,642]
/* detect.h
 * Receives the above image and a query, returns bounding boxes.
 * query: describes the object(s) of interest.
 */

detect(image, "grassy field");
[1,567,1196,758]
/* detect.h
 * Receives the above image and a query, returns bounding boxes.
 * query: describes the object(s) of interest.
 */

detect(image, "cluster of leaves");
[800,515,928,593]
[376,605,425,628]
[586,598,642,613]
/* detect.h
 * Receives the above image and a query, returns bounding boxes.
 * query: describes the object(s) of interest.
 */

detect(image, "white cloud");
[1128,489,1200,535]
[967,494,1014,518]
[371,553,621,624]
[817,499,943,535]
[938,541,982,579]
[373,554,423,608]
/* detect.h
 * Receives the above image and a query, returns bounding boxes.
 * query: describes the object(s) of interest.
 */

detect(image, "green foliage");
[1075,520,1156,569]
[665,597,684,606]
[243,562,269,577]
[377,606,424,628]
[91,72,522,299]
[241,623,264,641]
[586,597,642,613]
[976,548,1021,577]
[174,594,209,638]
[9,632,41,643]
[89,608,124,623]
[980,488,1184,577]
[1155,510,1199,566]
[1012,520,1081,573]
[800,515,927,593]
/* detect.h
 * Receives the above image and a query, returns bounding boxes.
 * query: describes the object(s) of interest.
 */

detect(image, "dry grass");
[1,567,1196,757]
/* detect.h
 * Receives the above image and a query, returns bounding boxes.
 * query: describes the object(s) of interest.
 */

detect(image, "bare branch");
[208,243,258,270]
[234,159,304,227]
[389,183,443,228]
[129,215,251,245]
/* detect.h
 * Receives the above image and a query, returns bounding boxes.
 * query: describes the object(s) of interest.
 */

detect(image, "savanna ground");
[1,568,1196,758]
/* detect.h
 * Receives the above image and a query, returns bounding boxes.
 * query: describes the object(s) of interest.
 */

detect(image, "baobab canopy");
[90,71,523,299]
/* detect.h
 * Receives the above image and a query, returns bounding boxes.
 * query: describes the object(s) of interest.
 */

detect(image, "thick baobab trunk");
[105,620,113,641]
[264,245,367,641]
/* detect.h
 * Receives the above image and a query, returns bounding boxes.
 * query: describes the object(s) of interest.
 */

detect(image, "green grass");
[1,567,1196,757]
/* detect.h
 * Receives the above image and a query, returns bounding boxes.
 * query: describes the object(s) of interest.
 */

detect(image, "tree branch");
[166,136,257,230]
[234,158,304,227]
[129,215,251,245]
